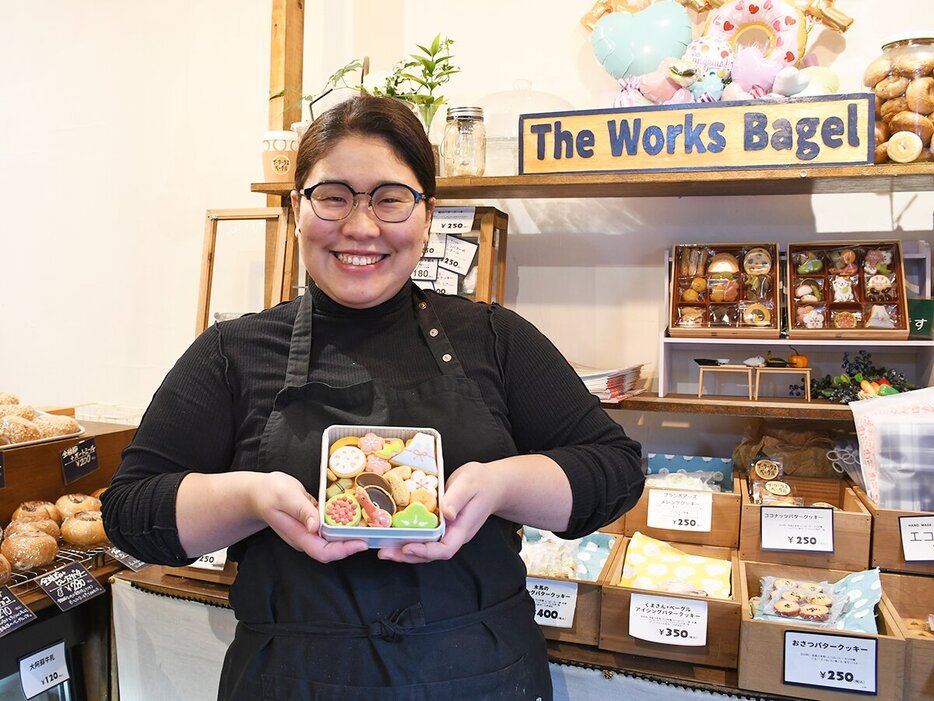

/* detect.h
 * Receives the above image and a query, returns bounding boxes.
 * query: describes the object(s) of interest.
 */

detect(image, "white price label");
[429,207,475,235]
[899,515,934,562]
[628,593,707,646]
[437,236,478,276]
[526,577,578,629]
[760,506,834,553]
[647,489,713,532]
[433,268,459,296]
[783,630,877,694]
[423,232,446,259]
[19,641,70,700]
[410,258,439,282]
[412,280,435,291]
[191,548,228,571]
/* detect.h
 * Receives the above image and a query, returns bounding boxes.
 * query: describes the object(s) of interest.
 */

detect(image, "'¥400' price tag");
[629,593,707,646]
[191,548,228,571]
[526,577,578,629]
[783,630,877,694]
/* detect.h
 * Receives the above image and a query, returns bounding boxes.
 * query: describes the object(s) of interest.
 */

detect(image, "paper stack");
[573,364,645,403]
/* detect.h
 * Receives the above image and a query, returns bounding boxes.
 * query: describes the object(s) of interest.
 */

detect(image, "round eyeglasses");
[301,181,426,223]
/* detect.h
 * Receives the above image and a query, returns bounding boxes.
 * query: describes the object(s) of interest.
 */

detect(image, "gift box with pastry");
[670,243,780,338]
[788,241,910,340]
[319,425,445,548]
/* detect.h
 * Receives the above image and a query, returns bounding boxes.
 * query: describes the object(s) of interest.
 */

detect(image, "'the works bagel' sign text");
[519,94,873,175]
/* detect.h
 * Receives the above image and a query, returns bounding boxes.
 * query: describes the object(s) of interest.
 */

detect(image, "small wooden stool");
[754,366,812,402]
[697,365,754,400]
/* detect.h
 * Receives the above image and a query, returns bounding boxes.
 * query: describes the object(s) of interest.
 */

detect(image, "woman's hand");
[377,461,497,564]
[256,472,368,563]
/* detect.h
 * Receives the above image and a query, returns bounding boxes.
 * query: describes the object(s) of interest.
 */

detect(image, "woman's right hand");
[254,471,368,563]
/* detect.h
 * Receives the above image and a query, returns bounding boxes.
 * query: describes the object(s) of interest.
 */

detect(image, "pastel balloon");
[690,73,725,101]
[721,81,753,102]
[682,36,734,80]
[730,45,784,93]
[772,66,808,96]
[799,66,840,93]
[591,0,693,79]
[639,65,681,104]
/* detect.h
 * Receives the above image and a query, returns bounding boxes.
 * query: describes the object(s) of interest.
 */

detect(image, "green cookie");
[392,502,439,529]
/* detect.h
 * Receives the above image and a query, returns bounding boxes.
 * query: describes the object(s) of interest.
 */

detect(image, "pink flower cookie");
[404,470,438,496]
[365,454,392,475]
[358,432,384,454]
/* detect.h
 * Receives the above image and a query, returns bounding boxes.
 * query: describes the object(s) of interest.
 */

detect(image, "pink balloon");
[731,45,785,93]
[639,65,680,104]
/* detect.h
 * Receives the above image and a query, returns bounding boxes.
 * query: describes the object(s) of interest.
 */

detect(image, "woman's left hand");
[377,461,496,564]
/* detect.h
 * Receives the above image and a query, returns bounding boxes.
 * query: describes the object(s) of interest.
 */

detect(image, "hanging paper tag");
[647,489,713,532]
[423,232,446,259]
[37,563,106,611]
[0,587,37,639]
[60,437,99,485]
[412,280,435,291]
[437,236,478,276]
[430,206,475,235]
[433,269,460,296]
[107,546,150,572]
[783,630,877,694]
[411,259,439,283]
[191,548,228,571]
[629,593,707,646]
[19,641,70,700]
[760,506,834,552]
[526,577,578,629]
[899,515,934,562]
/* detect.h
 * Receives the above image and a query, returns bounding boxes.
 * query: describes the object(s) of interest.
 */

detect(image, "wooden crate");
[622,475,742,549]
[739,476,871,571]
[851,483,934,576]
[738,561,906,701]
[163,560,238,587]
[880,573,934,701]
[599,537,741,668]
[669,242,780,339]
[787,240,909,340]
[0,421,136,523]
[535,535,622,646]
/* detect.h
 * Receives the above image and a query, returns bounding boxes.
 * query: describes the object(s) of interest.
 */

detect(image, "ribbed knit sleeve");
[487,304,644,538]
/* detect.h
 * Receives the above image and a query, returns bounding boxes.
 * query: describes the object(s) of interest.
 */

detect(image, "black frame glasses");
[301,181,426,223]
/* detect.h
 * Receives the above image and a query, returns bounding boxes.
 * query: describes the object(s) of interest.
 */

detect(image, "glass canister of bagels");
[441,106,487,177]
[863,33,934,164]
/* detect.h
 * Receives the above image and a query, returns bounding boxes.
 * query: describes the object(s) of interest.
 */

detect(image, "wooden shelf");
[253,163,934,200]
[605,393,854,420]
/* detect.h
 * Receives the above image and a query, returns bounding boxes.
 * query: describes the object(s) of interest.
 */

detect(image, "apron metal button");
[418,301,428,310]
[442,353,452,362]
[429,328,439,337]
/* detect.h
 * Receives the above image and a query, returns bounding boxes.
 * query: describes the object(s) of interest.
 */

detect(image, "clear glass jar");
[863,33,934,164]
[442,107,486,177]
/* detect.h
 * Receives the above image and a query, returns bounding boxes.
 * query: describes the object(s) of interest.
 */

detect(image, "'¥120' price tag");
[629,593,707,646]
[19,641,70,700]
[191,548,228,571]
[526,577,578,629]
[783,630,877,694]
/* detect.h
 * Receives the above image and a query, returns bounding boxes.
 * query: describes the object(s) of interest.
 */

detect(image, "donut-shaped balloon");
[704,0,808,67]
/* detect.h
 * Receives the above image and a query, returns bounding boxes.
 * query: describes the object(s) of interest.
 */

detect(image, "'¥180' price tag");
[629,593,707,646]
[191,548,228,571]
[526,577,578,629]
[783,630,877,694]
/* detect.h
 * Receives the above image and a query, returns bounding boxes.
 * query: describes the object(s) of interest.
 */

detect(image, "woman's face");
[290,135,432,309]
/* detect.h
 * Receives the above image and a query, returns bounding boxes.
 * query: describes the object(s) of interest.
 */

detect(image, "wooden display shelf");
[253,163,934,201]
[605,393,853,420]
[18,560,124,613]
[851,484,934,576]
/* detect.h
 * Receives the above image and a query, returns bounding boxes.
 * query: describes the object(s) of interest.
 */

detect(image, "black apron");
[217,285,552,701]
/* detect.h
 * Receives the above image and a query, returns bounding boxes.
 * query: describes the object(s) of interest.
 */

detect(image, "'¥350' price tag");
[191,548,228,571]
[526,577,578,629]
[629,593,707,646]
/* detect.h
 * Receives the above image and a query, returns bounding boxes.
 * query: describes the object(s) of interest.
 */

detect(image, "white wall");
[2,2,932,454]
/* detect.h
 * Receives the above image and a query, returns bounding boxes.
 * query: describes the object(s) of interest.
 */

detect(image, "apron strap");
[412,286,466,379]
[284,290,314,387]
[240,587,528,642]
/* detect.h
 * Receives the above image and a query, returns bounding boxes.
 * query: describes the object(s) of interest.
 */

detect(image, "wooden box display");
[669,243,780,338]
[738,561,906,701]
[0,421,136,522]
[739,476,871,571]
[787,240,909,340]
[535,535,622,646]
[851,483,934,576]
[880,572,934,701]
[599,538,741,668]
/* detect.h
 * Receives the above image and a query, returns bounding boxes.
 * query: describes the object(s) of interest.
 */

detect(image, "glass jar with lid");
[863,32,934,164]
[441,106,486,177]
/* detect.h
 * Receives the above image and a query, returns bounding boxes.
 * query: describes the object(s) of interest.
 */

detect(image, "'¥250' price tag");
[783,630,877,694]
[646,489,713,532]
[760,506,834,553]
[191,548,228,571]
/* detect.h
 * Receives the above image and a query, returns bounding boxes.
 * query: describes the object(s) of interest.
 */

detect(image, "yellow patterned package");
[619,532,732,600]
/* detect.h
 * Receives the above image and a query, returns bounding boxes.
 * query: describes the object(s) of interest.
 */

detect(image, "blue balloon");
[591,0,693,79]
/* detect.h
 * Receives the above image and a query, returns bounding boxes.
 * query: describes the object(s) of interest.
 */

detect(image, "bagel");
[906,76,934,114]
[889,111,934,145]
[874,75,910,100]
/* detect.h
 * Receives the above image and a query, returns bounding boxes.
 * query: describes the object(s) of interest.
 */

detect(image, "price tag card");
[629,593,707,646]
[60,437,99,485]
[526,577,578,629]
[437,236,478,276]
[647,489,713,532]
[191,548,228,571]
[430,206,475,235]
[0,587,37,639]
[19,641,70,700]
[106,546,150,572]
[37,563,106,611]
[760,506,834,553]
[412,280,434,291]
[783,630,877,695]
[410,258,439,283]
[433,269,460,296]
[423,232,446,259]
[899,515,934,562]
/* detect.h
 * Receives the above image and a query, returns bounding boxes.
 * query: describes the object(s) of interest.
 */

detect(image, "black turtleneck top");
[102,282,644,565]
